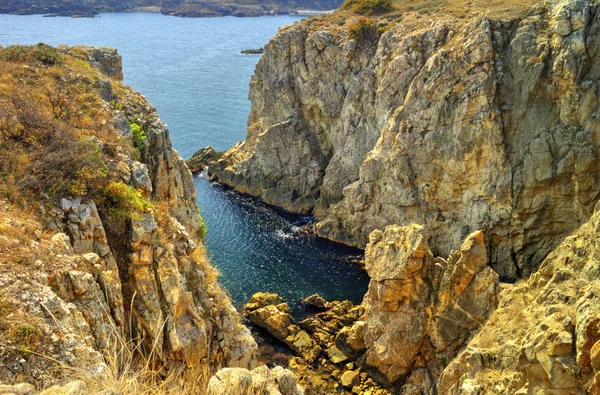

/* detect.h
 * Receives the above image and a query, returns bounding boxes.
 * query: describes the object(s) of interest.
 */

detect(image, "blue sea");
[0,12,370,307]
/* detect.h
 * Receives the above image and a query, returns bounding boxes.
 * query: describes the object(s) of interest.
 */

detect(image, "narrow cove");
[0,12,370,311]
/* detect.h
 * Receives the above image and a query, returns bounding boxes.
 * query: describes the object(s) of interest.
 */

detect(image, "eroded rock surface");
[437,203,600,394]
[244,293,321,363]
[207,0,600,280]
[357,225,498,390]
[207,365,304,395]
[0,47,256,389]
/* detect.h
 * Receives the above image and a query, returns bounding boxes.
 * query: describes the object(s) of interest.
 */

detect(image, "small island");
[241,47,264,55]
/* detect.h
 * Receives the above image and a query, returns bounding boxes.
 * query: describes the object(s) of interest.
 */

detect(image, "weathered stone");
[341,370,360,388]
[207,365,304,395]
[244,293,321,362]
[207,0,600,284]
[359,226,497,387]
[303,293,329,309]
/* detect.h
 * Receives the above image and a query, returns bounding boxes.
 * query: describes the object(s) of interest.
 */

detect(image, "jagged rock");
[436,203,600,393]
[130,161,153,195]
[185,146,219,174]
[207,365,304,395]
[335,321,366,361]
[0,47,257,391]
[359,225,498,388]
[302,293,329,309]
[244,293,321,363]
[326,345,348,364]
[207,0,600,283]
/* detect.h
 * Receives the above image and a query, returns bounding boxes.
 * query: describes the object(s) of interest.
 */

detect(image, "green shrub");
[341,0,392,15]
[1,43,61,66]
[33,43,61,65]
[348,17,378,40]
[130,122,147,152]
[197,210,208,241]
[110,100,123,111]
[101,181,154,221]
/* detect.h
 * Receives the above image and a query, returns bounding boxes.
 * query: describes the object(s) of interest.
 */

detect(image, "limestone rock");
[341,370,360,388]
[359,225,498,388]
[207,365,304,395]
[207,0,600,282]
[437,203,600,393]
[244,293,321,362]
[185,146,219,174]
[302,293,329,309]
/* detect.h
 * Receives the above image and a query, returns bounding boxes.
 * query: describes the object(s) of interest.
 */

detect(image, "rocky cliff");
[203,0,600,281]
[437,201,600,394]
[0,44,256,391]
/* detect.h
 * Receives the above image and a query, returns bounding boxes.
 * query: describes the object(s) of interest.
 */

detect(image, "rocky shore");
[186,0,600,392]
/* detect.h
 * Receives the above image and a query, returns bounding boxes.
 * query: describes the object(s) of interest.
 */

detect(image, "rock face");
[437,203,600,394]
[357,225,498,390]
[207,0,600,280]
[0,47,256,388]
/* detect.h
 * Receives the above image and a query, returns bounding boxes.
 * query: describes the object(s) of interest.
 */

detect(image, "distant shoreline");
[2,5,338,19]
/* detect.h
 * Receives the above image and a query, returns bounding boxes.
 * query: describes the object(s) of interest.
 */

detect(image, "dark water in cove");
[0,13,370,307]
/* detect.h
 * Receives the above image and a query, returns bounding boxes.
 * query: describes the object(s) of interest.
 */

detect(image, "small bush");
[101,181,154,221]
[1,43,61,66]
[341,0,393,15]
[130,122,147,152]
[197,210,208,241]
[110,100,123,111]
[348,17,378,40]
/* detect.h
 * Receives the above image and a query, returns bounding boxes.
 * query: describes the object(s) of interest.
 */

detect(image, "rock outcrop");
[435,203,600,394]
[207,365,304,395]
[205,0,600,281]
[244,293,321,363]
[0,46,256,389]
[354,225,498,391]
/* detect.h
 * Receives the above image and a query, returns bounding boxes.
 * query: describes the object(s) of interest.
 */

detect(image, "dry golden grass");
[302,0,539,38]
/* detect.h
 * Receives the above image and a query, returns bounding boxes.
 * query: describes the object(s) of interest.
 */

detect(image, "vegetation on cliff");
[0,44,258,392]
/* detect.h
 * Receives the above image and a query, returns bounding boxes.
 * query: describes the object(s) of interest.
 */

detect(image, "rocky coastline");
[0,0,341,18]
[186,0,600,392]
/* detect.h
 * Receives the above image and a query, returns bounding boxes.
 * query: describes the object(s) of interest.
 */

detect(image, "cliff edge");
[201,0,600,282]
[0,44,257,392]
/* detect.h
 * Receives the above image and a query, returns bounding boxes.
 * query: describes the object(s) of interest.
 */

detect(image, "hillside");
[0,44,266,392]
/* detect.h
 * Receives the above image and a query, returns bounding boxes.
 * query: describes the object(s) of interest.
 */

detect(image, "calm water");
[0,13,370,307]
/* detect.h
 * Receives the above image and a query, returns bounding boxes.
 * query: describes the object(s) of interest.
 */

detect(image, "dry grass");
[302,0,539,38]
